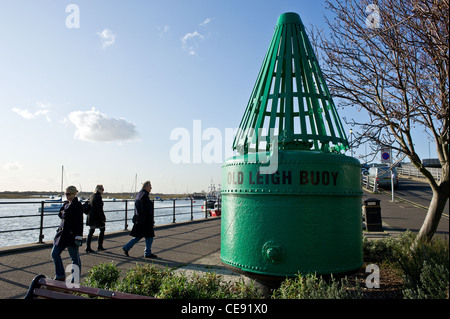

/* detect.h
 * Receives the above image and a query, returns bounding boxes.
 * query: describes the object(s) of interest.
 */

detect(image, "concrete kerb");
[172,251,250,285]
[363,226,403,240]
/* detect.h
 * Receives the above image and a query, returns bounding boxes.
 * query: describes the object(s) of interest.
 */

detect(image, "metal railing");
[362,175,378,193]
[397,167,442,181]
[0,198,213,244]
[362,165,442,192]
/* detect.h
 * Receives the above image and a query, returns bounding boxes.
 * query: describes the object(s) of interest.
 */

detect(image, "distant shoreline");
[0,191,198,200]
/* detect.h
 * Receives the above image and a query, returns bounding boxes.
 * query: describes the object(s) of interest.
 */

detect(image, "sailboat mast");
[61,165,64,197]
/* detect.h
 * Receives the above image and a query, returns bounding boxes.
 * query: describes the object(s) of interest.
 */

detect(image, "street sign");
[381,148,391,163]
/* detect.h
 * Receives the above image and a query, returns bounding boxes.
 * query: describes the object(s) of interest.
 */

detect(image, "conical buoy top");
[276,12,302,25]
[233,12,349,154]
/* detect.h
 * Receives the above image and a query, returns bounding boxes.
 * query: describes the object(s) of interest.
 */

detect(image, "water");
[0,198,206,248]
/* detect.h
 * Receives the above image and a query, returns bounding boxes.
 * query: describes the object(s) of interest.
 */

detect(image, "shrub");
[228,278,263,299]
[83,262,120,290]
[363,231,449,298]
[116,264,172,297]
[388,232,449,299]
[189,272,229,299]
[115,266,263,299]
[403,259,449,299]
[362,235,396,262]
[156,272,197,299]
[155,271,263,299]
[272,273,362,299]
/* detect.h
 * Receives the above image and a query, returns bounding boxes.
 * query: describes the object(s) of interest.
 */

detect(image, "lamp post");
[350,129,353,157]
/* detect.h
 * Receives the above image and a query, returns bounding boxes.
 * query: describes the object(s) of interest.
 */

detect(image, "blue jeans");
[123,237,154,256]
[51,245,81,280]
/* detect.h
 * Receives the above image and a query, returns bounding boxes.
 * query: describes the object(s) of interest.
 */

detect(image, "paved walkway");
[363,189,449,240]
[0,190,448,299]
[0,218,226,299]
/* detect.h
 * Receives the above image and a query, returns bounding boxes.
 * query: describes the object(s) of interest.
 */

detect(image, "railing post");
[172,199,176,223]
[124,200,128,230]
[39,201,45,243]
[190,199,193,221]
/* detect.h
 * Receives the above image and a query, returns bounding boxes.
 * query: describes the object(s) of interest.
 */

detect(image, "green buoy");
[220,12,363,277]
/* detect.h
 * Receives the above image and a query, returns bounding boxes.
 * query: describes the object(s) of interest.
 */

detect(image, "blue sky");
[0,0,437,194]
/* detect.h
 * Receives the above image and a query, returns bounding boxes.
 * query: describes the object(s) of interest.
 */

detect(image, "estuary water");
[0,198,205,248]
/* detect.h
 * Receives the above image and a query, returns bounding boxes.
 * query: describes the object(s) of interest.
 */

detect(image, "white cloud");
[67,108,138,142]
[97,29,116,48]
[181,18,211,56]
[11,101,51,121]
[12,108,35,119]
[157,25,170,38]
[200,18,211,26]
[3,162,23,170]
[181,31,204,56]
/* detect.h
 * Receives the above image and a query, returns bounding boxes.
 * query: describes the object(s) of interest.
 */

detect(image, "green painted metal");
[221,12,363,277]
[233,12,349,154]
[221,151,363,276]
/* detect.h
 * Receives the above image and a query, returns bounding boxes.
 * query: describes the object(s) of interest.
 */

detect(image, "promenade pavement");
[0,217,225,299]
[0,190,448,299]
[364,189,449,241]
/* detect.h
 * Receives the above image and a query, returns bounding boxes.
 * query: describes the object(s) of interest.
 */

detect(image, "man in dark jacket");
[122,181,157,258]
[51,186,83,281]
[85,184,106,252]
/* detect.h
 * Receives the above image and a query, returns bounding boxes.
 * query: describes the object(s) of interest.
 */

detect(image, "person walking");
[123,180,157,258]
[85,184,106,253]
[51,186,83,281]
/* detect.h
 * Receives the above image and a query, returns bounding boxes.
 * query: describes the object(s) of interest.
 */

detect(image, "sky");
[0,0,438,194]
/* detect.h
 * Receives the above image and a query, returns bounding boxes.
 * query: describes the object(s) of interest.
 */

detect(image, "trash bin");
[363,198,383,232]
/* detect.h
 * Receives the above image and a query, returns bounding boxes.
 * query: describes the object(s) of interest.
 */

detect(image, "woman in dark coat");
[85,185,106,252]
[122,181,156,258]
[51,186,83,281]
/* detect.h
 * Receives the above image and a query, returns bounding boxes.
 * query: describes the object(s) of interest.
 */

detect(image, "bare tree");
[312,0,448,241]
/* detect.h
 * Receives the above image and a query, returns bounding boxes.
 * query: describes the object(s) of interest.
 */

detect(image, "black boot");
[86,228,95,253]
[97,228,106,251]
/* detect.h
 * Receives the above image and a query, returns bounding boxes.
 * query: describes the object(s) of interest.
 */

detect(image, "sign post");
[391,171,395,202]
[380,147,396,201]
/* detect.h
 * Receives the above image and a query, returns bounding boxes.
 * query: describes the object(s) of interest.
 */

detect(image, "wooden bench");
[25,274,155,299]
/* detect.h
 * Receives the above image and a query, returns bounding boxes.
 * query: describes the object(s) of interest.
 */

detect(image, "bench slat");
[108,291,157,299]
[29,276,155,299]
[38,278,103,296]
[33,288,87,299]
